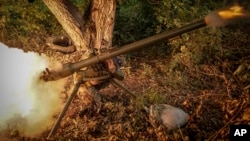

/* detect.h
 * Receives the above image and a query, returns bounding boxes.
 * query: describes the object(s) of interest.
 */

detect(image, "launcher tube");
[73,20,207,69]
[45,20,207,81]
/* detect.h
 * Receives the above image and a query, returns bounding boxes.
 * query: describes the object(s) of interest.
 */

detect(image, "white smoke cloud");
[0,43,66,137]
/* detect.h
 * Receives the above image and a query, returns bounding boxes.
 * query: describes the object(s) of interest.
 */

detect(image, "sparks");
[205,5,249,27]
[218,5,246,19]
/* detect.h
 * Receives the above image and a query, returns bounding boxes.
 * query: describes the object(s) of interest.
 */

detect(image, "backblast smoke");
[0,43,66,137]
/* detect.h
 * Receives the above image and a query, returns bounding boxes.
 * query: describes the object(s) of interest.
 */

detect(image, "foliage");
[153,0,217,32]
[0,0,249,140]
[0,0,62,51]
[70,0,90,13]
[0,0,90,51]
[0,0,62,38]
[113,0,156,46]
[144,0,250,92]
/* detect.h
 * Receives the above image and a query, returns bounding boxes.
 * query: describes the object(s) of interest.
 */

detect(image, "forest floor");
[1,45,249,141]
[51,52,249,141]
[0,1,250,140]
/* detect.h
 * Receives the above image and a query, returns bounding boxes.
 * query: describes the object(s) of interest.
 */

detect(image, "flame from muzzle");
[205,5,250,27]
[0,43,66,137]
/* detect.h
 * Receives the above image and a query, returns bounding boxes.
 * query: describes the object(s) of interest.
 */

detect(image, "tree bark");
[42,0,117,108]
[89,0,116,54]
[43,0,87,51]
[42,0,117,60]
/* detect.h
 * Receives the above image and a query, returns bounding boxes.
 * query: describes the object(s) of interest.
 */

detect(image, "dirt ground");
[1,47,249,141]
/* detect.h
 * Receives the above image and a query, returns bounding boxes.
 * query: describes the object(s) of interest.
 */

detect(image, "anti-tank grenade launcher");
[43,18,211,139]
[40,5,249,82]
[44,16,211,140]
[41,19,207,82]
[43,5,249,139]
[41,20,206,82]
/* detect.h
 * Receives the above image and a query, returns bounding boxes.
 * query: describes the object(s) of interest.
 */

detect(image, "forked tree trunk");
[42,0,117,107]
[42,0,116,61]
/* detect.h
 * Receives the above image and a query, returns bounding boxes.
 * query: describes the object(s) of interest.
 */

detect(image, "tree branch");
[42,0,87,51]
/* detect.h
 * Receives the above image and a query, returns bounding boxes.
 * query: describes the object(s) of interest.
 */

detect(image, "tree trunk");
[89,0,116,54]
[42,0,116,61]
[43,0,87,51]
[42,0,117,109]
